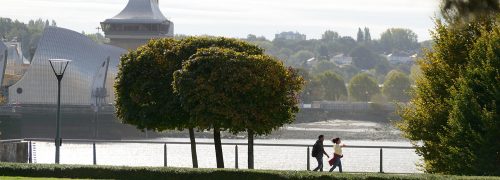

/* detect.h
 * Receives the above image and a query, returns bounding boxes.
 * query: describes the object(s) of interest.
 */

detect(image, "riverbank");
[156,119,405,141]
[0,163,496,180]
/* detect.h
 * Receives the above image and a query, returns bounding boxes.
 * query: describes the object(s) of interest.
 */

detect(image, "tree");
[350,45,380,69]
[174,47,303,169]
[298,69,325,103]
[318,72,347,101]
[289,50,314,67]
[85,33,109,44]
[356,28,364,42]
[348,73,379,101]
[115,37,264,169]
[364,27,371,42]
[321,30,339,42]
[398,17,500,175]
[374,58,391,76]
[246,34,257,41]
[441,0,499,23]
[317,45,329,59]
[380,28,419,53]
[382,70,411,102]
[312,61,338,75]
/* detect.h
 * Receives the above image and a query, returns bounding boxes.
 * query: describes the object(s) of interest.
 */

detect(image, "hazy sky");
[0,0,440,41]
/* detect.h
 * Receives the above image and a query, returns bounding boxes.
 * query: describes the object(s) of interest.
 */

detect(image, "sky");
[0,0,440,41]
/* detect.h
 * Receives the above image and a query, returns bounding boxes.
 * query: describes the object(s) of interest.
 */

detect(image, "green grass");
[1,177,77,180]
[0,163,497,180]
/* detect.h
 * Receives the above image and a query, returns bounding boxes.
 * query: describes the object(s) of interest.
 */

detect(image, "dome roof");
[103,0,169,24]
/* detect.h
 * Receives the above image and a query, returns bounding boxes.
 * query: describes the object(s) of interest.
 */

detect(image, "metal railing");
[3,138,416,173]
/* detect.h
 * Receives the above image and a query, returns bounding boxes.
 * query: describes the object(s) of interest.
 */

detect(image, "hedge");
[0,163,497,180]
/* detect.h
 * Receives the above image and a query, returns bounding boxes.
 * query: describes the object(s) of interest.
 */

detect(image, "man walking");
[312,135,329,171]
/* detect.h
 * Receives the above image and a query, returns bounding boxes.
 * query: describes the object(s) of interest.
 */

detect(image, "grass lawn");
[1,177,77,180]
[0,163,498,180]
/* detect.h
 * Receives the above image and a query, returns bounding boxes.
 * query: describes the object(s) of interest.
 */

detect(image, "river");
[31,138,422,173]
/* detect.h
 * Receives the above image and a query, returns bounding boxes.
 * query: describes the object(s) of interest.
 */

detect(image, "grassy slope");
[0,163,497,180]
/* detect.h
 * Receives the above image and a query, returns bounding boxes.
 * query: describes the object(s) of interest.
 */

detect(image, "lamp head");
[49,59,71,77]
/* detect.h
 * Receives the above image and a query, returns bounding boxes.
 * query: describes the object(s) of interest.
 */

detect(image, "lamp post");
[49,59,71,164]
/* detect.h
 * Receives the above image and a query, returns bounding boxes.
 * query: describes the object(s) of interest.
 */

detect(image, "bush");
[0,163,494,180]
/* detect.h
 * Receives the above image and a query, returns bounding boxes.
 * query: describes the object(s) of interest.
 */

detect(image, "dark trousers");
[313,156,323,171]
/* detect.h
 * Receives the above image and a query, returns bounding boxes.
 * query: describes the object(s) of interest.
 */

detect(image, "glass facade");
[8,27,125,105]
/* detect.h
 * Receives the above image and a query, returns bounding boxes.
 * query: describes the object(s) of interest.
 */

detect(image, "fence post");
[28,141,32,163]
[307,146,310,171]
[379,148,383,173]
[235,145,238,169]
[164,143,167,167]
[93,142,96,165]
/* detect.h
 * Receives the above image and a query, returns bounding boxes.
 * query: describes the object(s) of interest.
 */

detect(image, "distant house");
[275,31,306,40]
[304,57,317,67]
[386,51,417,64]
[331,53,352,66]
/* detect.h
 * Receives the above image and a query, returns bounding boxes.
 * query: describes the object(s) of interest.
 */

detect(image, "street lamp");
[49,59,71,164]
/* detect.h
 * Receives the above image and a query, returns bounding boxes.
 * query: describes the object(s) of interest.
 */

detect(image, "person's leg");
[338,159,342,173]
[313,157,322,171]
[329,158,339,172]
[319,157,323,172]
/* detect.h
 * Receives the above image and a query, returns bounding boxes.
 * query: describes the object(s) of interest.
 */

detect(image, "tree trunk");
[213,127,224,168]
[248,130,254,169]
[189,128,198,168]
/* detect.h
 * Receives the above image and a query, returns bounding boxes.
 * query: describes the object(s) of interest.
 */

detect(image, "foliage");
[382,70,411,102]
[311,60,339,76]
[364,27,372,42]
[298,70,325,103]
[347,73,379,101]
[84,32,109,44]
[441,0,499,23]
[115,37,263,131]
[0,163,496,180]
[115,37,264,169]
[317,71,347,101]
[380,28,419,53]
[356,28,364,42]
[398,18,500,175]
[288,50,314,67]
[173,47,303,168]
[0,94,5,105]
[321,30,339,42]
[115,38,185,131]
[441,29,500,175]
[350,45,381,70]
[173,47,303,135]
[0,17,55,59]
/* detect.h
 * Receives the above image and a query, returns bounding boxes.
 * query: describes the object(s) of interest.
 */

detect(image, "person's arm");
[322,146,329,158]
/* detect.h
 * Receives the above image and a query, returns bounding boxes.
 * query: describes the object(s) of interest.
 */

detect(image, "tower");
[101,0,174,49]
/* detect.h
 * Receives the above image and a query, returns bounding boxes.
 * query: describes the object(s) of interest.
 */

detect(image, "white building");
[386,52,417,64]
[331,53,352,65]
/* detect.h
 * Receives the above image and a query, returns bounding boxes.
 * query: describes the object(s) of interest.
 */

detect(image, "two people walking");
[311,135,345,172]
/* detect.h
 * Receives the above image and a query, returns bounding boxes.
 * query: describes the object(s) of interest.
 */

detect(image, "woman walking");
[328,137,345,172]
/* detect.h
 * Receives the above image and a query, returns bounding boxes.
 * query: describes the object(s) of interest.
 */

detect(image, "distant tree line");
[244,27,423,103]
[0,17,56,60]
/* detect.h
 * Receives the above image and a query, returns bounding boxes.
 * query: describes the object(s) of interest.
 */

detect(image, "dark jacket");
[312,140,325,157]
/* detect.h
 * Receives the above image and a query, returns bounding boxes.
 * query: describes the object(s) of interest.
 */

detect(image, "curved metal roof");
[8,27,126,105]
[103,0,169,24]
